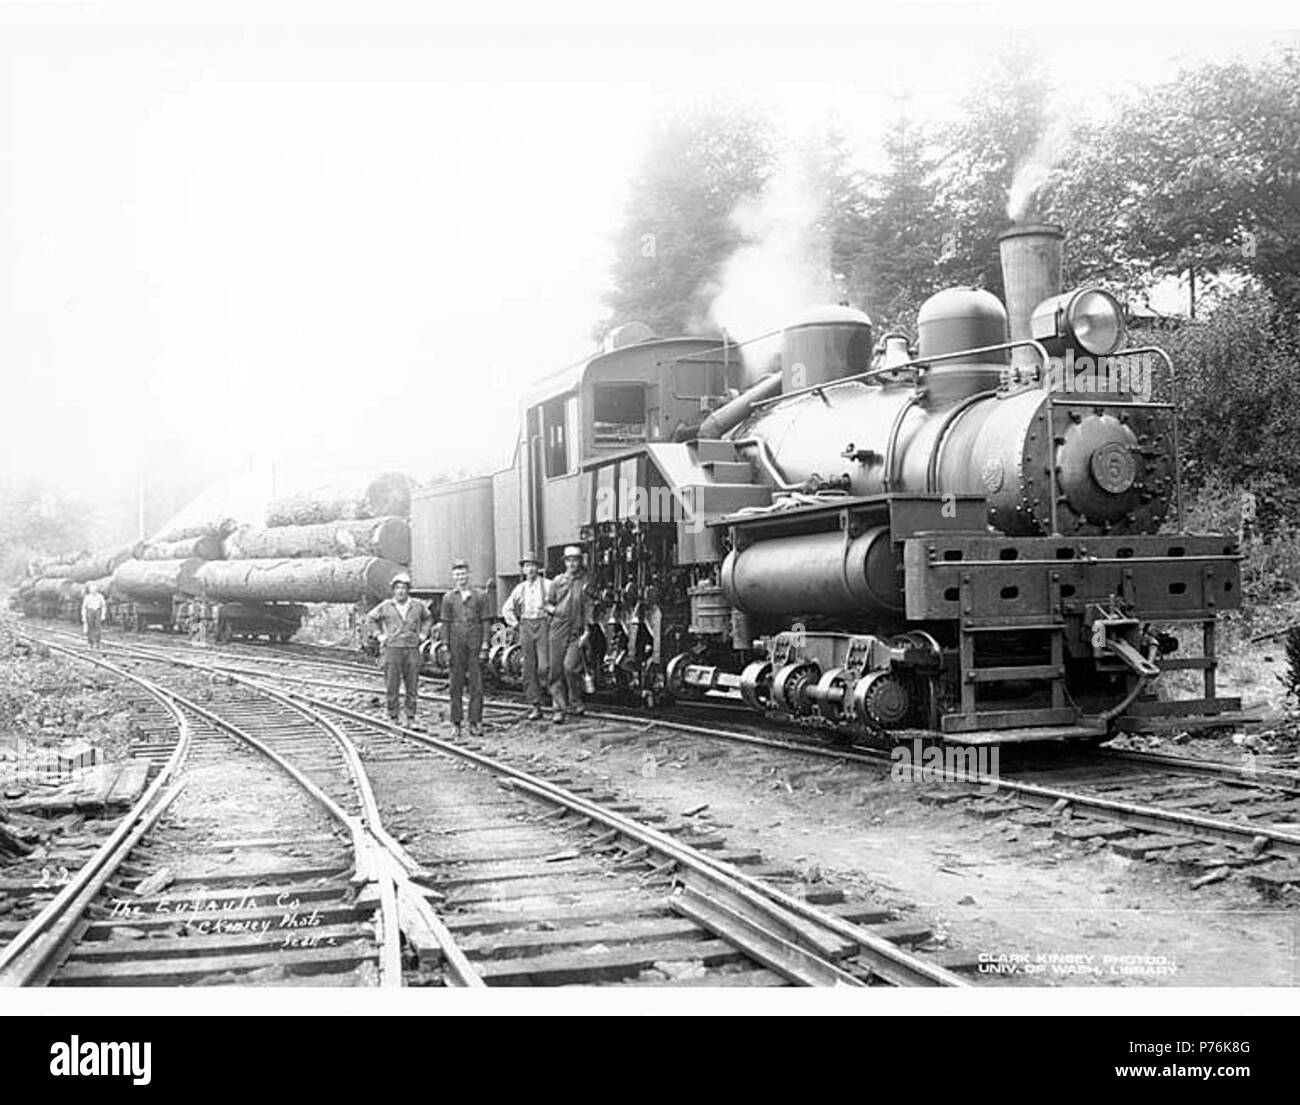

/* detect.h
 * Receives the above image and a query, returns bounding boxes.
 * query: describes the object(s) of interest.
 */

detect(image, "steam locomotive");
[407,224,1244,745]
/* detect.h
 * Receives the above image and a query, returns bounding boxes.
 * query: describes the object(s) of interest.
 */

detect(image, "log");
[63,541,143,583]
[28,552,81,575]
[33,578,75,600]
[196,557,401,604]
[265,472,415,527]
[140,535,224,561]
[224,517,410,564]
[111,559,203,600]
[151,518,238,544]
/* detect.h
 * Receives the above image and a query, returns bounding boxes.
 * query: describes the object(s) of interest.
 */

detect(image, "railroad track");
[0,637,447,986]
[74,626,1300,901]
[5,624,965,987]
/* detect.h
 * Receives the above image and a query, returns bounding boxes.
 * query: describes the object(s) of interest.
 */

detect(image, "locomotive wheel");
[739,660,773,711]
[852,671,911,728]
[664,653,689,699]
[772,661,819,716]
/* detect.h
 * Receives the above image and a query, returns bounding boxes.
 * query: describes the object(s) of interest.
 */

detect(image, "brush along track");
[16,627,966,986]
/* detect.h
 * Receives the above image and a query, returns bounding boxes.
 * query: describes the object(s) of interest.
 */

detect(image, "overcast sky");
[1,2,1293,531]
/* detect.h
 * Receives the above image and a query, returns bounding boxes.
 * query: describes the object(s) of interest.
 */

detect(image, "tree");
[858,112,946,331]
[1042,48,1300,319]
[933,45,1052,295]
[600,105,775,337]
[0,483,91,581]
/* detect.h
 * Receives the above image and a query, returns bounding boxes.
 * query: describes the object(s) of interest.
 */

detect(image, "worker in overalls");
[366,572,433,728]
[502,551,550,721]
[545,545,594,724]
[440,558,491,738]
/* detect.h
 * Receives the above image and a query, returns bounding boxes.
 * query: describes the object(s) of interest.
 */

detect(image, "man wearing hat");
[440,558,491,737]
[502,551,550,720]
[545,545,594,723]
[366,571,433,728]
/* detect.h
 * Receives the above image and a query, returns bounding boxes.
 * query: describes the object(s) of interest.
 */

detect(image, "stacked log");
[33,578,75,600]
[224,517,410,564]
[265,472,415,527]
[28,552,81,576]
[151,518,238,544]
[140,535,224,561]
[112,559,203,600]
[196,557,400,604]
[64,542,143,583]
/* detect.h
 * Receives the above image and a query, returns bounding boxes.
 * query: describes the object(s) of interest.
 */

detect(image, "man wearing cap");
[545,545,594,724]
[366,572,433,728]
[502,552,550,720]
[440,559,491,738]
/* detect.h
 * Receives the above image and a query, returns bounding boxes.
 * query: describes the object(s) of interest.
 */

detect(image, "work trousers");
[519,617,550,705]
[383,646,421,720]
[84,610,103,650]
[548,623,586,712]
[448,642,484,726]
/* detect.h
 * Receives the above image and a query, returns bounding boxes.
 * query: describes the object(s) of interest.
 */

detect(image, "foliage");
[599,104,775,337]
[857,113,947,331]
[0,484,91,583]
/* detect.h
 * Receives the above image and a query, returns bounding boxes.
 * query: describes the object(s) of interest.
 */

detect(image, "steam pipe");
[697,371,783,440]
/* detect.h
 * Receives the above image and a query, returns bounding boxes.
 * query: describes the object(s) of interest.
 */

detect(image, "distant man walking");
[502,551,550,721]
[81,582,107,651]
[546,545,594,724]
[366,572,433,728]
[441,558,491,738]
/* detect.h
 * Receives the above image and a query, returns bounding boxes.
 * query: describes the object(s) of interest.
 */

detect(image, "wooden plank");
[817,900,896,925]
[862,920,932,946]
[444,897,671,935]
[53,943,377,985]
[105,761,151,807]
[460,917,702,960]
[82,902,370,936]
[635,967,789,987]
[445,873,637,907]
[68,922,372,960]
[1109,834,1197,858]
[110,864,350,892]
[429,857,607,889]
[474,938,743,986]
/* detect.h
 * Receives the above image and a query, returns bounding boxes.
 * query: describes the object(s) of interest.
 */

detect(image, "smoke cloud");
[707,144,838,380]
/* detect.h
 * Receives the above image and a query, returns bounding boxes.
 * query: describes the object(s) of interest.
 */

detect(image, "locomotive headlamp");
[1030,286,1126,356]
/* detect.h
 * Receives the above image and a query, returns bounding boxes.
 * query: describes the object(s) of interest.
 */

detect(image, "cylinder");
[998,223,1063,370]
[224,517,411,563]
[196,557,402,604]
[112,558,204,600]
[781,306,873,392]
[720,528,903,619]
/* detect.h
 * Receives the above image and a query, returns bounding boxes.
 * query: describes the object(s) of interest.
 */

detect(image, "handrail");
[750,337,1054,412]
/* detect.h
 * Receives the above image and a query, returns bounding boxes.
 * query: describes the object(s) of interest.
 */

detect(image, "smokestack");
[998,223,1063,373]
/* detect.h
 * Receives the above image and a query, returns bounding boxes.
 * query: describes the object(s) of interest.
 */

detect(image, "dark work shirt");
[547,573,593,635]
[440,588,491,652]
